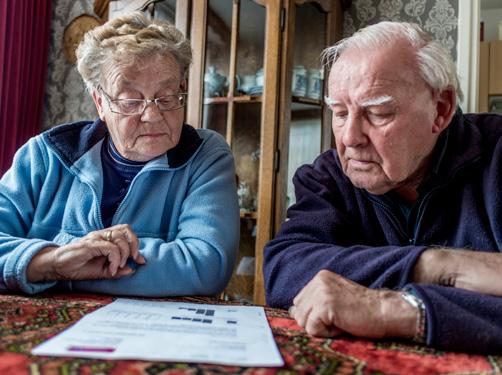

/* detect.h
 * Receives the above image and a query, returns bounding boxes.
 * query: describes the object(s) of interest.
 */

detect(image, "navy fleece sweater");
[264,111,502,354]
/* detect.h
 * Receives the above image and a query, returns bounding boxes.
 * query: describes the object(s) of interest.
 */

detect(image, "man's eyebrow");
[324,96,341,106]
[359,95,394,107]
[324,95,394,107]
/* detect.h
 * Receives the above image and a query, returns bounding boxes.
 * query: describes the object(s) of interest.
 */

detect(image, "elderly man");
[264,21,502,354]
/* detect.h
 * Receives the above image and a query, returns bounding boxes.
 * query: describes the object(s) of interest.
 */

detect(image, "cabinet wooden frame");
[187,0,282,305]
[478,41,489,112]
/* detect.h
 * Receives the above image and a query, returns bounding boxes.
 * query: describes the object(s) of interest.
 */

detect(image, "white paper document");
[32,298,284,367]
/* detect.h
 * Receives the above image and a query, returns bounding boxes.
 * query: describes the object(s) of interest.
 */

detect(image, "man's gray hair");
[76,11,192,92]
[322,21,463,102]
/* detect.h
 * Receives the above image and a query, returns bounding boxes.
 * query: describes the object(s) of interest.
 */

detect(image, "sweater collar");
[44,119,203,169]
[426,108,483,184]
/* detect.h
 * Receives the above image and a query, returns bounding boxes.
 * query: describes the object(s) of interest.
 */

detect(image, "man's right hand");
[27,224,146,283]
[411,248,502,296]
[289,270,418,339]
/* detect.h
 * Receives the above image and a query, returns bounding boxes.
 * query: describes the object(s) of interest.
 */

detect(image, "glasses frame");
[99,89,187,116]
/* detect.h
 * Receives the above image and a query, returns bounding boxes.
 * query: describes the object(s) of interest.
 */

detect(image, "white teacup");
[307,68,323,100]
[255,68,264,87]
[240,75,256,94]
[292,65,307,97]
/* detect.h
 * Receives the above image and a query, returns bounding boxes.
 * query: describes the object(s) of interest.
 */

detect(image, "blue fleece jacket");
[264,111,502,354]
[0,119,239,297]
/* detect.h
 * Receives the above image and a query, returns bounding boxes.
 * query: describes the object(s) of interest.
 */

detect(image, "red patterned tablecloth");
[0,293,501,374]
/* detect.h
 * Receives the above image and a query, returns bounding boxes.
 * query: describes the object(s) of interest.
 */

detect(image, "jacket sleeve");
[69,143,240,297]
[264,156,428,308]
[0,138,59,294]
[408,283,502,354]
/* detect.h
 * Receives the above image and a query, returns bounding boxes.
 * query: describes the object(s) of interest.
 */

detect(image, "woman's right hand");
[27,224,146,283]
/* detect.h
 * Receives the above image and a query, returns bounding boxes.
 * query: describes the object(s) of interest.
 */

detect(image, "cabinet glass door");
[287,2,326,207]
[201,0,232,138]
[275,0,341,230]
[200,0,267,303]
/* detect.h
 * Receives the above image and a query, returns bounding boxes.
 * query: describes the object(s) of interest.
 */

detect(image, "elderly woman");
[0,12,239,296]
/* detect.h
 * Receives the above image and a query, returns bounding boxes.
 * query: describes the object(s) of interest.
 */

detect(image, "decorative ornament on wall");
[63,14,101,64]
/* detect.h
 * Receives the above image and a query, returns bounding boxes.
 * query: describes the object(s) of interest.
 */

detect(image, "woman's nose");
[141,100,163,121]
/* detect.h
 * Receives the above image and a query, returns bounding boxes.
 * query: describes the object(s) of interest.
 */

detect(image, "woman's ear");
[432,87,456,134]
[91,90,106,121]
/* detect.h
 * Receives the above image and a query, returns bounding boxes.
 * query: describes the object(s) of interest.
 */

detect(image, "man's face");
[93,53,185,162]
[327,41,445,195]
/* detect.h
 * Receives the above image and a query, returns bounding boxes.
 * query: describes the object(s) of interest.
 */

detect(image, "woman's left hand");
[27,224,146,282]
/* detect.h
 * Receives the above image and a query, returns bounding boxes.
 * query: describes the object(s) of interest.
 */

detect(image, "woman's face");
[92,53,186,162]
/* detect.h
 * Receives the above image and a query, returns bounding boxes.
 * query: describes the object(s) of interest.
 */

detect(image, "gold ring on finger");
[106,230,113,242]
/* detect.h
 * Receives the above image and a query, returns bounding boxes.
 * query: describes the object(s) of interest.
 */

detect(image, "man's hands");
[290,248,502,340]
[411,248,502,296]
[27,224,146,283]
[289,270,417,339]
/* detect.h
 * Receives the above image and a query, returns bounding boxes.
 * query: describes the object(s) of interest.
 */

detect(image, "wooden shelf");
[204,95,263,105]
[240,210,257,219]
[292,96,323,106]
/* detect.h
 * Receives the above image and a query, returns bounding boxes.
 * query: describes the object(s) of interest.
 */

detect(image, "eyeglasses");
[100,89,187,116]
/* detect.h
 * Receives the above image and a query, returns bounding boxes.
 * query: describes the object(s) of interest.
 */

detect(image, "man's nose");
[341,114,367,147]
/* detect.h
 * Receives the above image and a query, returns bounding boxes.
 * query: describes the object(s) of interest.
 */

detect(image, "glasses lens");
[114,99,145,115]
[105,93,187,115]
[157,94,186,111]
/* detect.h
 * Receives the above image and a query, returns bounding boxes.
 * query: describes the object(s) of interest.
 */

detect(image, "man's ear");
[91,90,106,121]
[432,87,456,134]
[180,79,187,92]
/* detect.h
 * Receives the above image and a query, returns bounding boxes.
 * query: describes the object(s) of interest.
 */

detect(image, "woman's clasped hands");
[27,224,146,283]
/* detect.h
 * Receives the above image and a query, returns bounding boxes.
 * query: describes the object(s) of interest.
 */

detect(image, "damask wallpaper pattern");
[343,0,459,60]
[43,0,97,129]
[43,0,460,129]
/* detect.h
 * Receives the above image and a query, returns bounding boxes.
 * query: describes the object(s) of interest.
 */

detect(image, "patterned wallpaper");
[42,0,460,129]
[43,0,97,130]
[343,0,459,61]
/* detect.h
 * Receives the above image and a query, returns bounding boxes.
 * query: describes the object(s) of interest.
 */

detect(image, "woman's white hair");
[322,21,463,102]
[76,11,192,92]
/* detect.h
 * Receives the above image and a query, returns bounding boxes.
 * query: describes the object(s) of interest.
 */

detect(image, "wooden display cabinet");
[187,0,342,305]
[104,0,344,304]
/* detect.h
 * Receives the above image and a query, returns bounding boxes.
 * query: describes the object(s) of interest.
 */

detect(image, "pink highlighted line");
[67,346,116,353]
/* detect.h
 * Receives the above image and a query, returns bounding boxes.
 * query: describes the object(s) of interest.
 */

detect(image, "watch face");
[63,15,101,64]
[401,291,422,308]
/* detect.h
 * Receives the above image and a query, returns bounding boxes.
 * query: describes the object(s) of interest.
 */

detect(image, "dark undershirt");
[100,135,145,227]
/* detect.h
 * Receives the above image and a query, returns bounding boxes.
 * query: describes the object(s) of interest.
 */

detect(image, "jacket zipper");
[412,156,482,245]
[112,166,173,223]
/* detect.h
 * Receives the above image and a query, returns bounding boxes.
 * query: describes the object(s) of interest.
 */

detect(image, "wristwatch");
[401,290,426,344]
